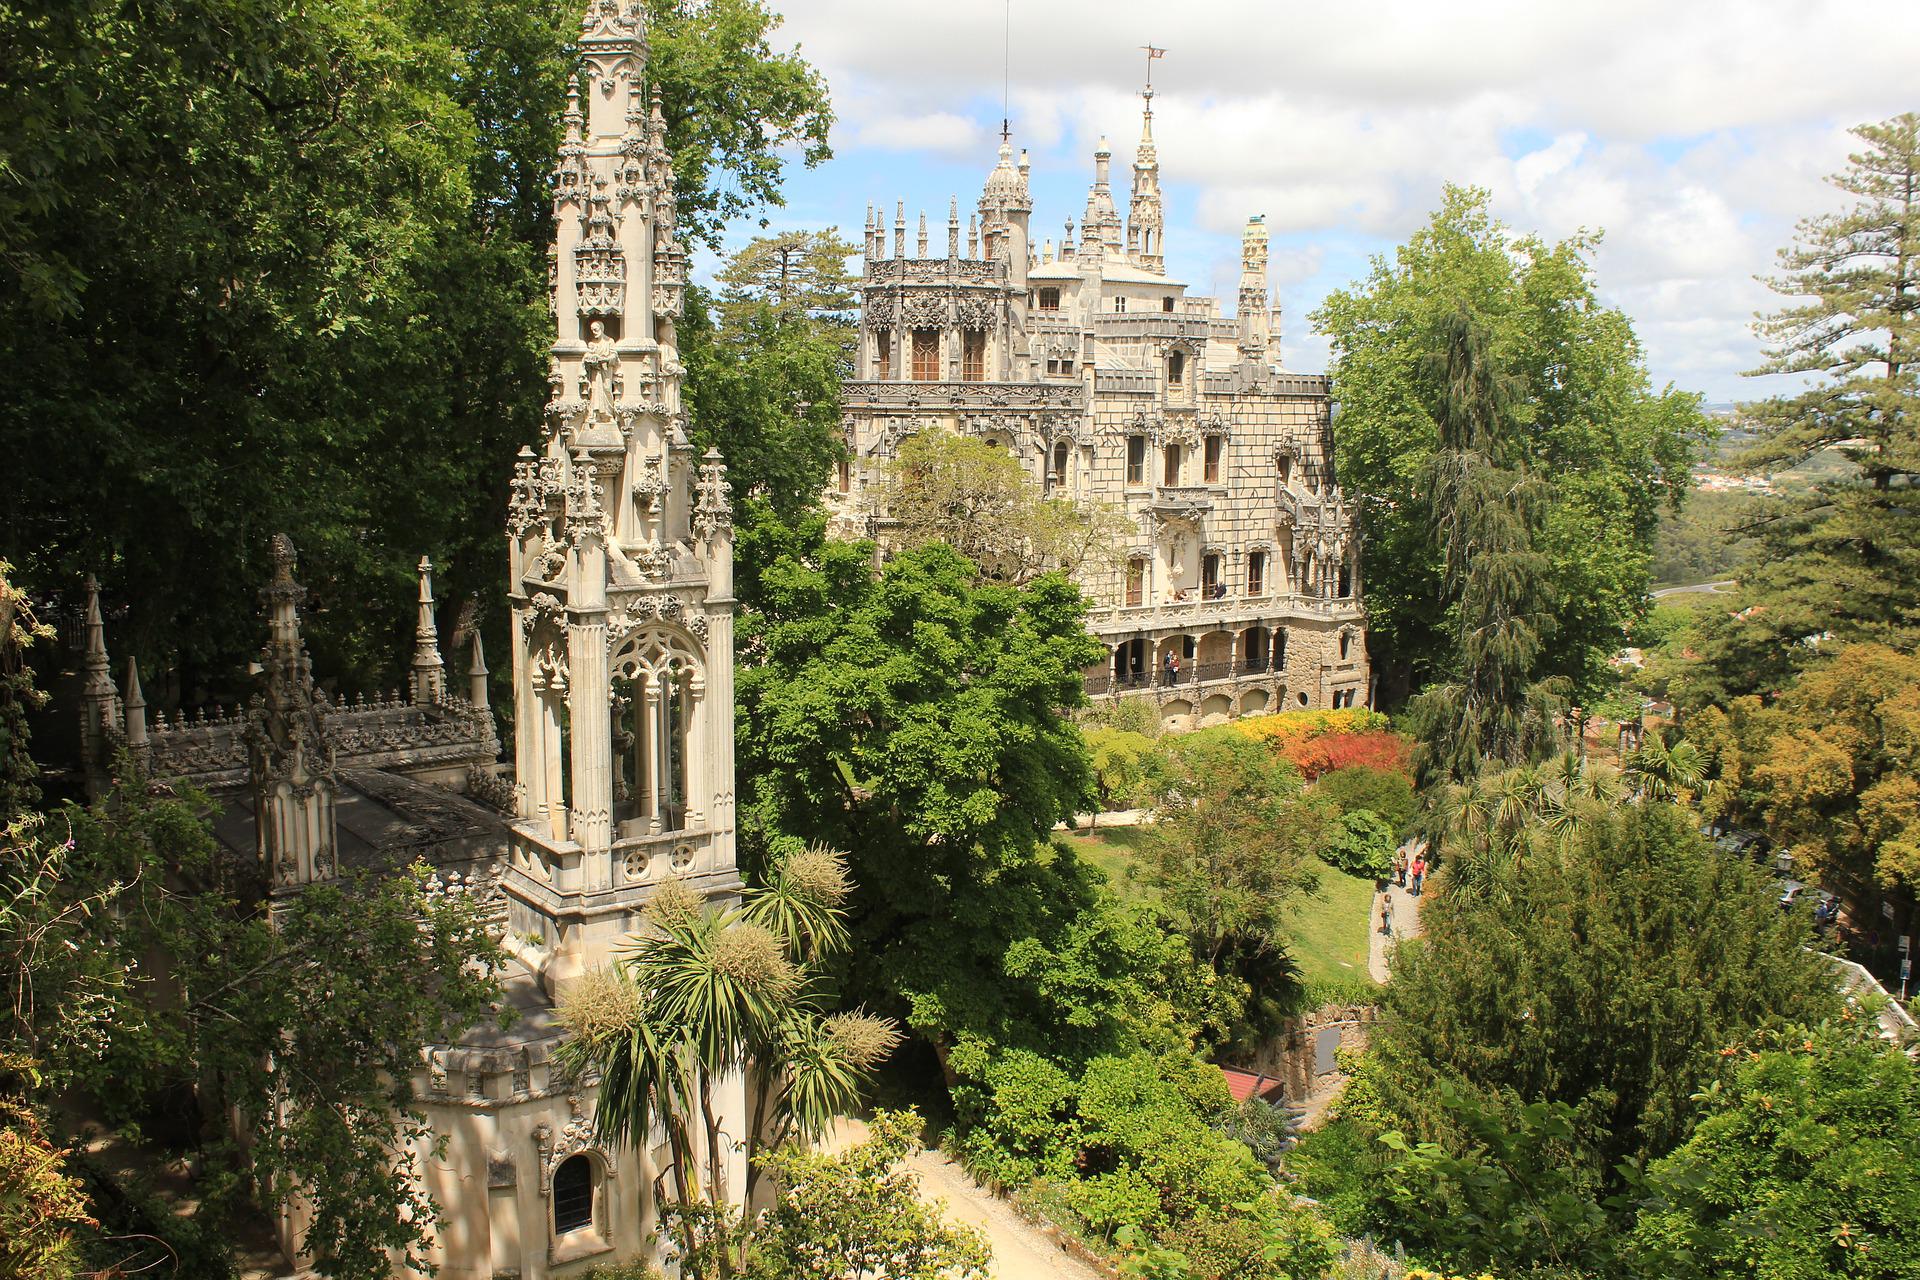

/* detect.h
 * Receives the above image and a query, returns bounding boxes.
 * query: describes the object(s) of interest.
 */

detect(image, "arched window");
[1339,631,1352,661]
[553,1155,595,1235]
[1051,441,1070,490]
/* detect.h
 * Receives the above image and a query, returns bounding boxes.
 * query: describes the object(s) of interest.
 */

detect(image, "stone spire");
[411,556,446,704]
[1238,214,1271,356]
[247,535,337,891]
[79,576,116,795]
[123,657,147,753]
[1128,88,1165,273]
[1081,137,1122,261]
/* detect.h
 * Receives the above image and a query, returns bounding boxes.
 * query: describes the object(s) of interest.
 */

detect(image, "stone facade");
[77,4,743,1275]
[832,93,1369,729]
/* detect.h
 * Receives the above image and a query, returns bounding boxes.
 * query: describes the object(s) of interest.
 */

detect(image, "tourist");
[1410,854,1427,895]
[1381,895,1395,938]
[1393,848,1408,888]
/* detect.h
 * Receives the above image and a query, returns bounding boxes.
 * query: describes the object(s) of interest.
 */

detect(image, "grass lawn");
[1060,825,1153,895]
[1061,826,1379,993]
[1284,858,1378,991]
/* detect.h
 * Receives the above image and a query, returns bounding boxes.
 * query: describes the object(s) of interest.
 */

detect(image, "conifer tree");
[1404,309,1563,787]
[1732,113,1920,659]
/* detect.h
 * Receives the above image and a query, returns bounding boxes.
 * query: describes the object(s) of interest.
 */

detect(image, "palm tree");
[1623,733,1706,803]
[556,846,899,1278]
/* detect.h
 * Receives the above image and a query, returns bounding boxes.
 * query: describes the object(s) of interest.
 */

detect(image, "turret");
[78,576,116,798]
[1238,214,1271,356]
[1082,137,1123,261]
[978,136,1031,290]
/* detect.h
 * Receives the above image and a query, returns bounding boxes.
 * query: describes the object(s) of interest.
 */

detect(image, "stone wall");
[1236,1002,1379,1103]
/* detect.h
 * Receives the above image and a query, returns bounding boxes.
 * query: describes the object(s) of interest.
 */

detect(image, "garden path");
[1369,840,1428,983]
[829,1118,1109,1280]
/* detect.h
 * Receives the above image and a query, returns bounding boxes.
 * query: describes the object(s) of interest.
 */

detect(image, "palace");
[79,2,742,1275]
[833,92,1370,727]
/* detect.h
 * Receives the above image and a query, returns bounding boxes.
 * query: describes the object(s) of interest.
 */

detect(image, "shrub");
[1323,810,1396,880]
[947,1040,1078,1186]
[1280,730,1411,781]
[1314,765,1418,834]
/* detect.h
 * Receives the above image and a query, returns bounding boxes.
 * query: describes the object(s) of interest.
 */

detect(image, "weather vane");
[1141,45,1165,97]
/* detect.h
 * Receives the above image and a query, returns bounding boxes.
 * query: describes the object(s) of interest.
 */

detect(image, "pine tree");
[1732,114,1920,660]
[1404,309,1563,787]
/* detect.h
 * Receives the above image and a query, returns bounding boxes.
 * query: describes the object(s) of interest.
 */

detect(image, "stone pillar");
[685,676,707,829]
[567,615,611,854]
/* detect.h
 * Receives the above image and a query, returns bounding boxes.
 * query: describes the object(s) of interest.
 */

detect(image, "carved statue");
[583,320,619,418]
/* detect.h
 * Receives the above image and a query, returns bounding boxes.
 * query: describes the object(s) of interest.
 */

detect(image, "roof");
[1099,260,1184,287]
[1221,1067,1288,1104]
[1028,260,1082,281]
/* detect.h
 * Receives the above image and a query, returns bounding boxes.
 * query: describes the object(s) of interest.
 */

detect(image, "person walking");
[1393,848,1408,888]
[1409,853,1427,896]
[1380,894,1395,939]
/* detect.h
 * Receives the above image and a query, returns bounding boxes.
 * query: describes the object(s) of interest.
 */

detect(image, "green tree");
[1633,1017,1920,1280]
[1135,732,1324,1041]
[0,0,833,691]
[881,432,1133,584]
[715,228,859,329]
[1313,186,1702,708]
[1711,114,1920,686]
[745,1109,990,1280]
[735,517,1200,1065]
[1083,726,1162,821]
[1324,809,1396,880]
[1374,802,1838,1212]
[2,783,505,1279]
[1400,307,1565,785]
[1313,765,1418,836]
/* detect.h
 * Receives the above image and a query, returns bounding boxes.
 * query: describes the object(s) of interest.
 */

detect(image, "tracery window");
[911,328,940,380]
[1038,287,1061,311]
[962,331,986,381]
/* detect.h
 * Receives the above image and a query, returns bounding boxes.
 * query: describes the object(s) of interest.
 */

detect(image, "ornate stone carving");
[534,1095,617,1198]
[901,291,948,327]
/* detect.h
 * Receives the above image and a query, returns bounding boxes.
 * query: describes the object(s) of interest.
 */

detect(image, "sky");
[706,0,1920,404]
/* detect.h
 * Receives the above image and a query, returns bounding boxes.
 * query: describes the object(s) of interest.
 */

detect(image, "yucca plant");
[556,844,900,1277]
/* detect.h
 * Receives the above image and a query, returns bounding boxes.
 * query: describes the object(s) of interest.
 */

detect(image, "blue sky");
[702,0,1920,404]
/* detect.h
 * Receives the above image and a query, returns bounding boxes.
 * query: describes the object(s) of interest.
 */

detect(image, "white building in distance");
[832,89,1370,728]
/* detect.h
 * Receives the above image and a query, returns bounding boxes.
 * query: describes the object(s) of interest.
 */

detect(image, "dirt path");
[830,1120,1108,1280]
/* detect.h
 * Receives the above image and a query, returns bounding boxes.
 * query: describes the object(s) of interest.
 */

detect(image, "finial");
[124,657,148,750]
[410,555,445,705]
[917,210,928,257]
[467,629,490,710]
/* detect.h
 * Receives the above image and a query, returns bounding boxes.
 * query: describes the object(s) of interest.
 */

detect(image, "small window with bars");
[553,1155,594,1236]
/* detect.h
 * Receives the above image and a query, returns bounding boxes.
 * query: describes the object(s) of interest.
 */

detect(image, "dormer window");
[1114,295,1128,313]
[1038,287,1060,311]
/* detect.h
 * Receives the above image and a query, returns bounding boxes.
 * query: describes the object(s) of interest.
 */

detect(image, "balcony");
[1084,592,1364,635]
[1084,653,1276,700]
[1148,484,1217,518]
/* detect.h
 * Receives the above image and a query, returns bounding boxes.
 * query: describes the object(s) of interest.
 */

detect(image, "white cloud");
[759,0,1920,398]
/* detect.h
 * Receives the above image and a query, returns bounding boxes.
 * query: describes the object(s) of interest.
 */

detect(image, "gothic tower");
[1237,213,1272,356]
[503,0,738,996]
